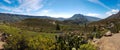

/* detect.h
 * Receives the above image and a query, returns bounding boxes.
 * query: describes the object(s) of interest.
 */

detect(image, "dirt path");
[97,32,120,50]
[0,33,5,50]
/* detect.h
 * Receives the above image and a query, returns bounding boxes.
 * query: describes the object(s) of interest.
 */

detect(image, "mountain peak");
[70,14,85,20]
[72,14,84,17]
[70,14,101,21]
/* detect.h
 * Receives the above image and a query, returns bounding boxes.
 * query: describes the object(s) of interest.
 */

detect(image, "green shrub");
[79,43,97,50]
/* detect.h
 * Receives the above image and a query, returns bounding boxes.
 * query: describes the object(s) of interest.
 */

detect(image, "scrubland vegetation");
[0,23,100,50]
[0,18,119,50]
[0,24,56,50]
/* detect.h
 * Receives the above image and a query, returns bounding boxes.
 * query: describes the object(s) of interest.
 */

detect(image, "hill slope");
[90,11,120,25]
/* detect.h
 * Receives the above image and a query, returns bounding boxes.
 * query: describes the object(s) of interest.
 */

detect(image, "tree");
[56,24,60,30]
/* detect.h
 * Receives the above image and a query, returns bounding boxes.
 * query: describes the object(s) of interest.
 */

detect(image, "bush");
[79,43,97,50]
[0,24,97,50]
[55,32,96,50]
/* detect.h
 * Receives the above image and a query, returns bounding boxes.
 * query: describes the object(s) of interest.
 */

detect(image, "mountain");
[54,17,67,21]
[107,11,120,19]
[0,13,101,24]
[64,14,101,24]
[86,16,101,22]
[0,13,66,23]
[90,11,120,25]
[69,14,101,21]
[0,13,26,23]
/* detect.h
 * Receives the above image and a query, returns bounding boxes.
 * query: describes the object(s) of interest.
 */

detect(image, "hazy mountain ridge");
[0,13,49,22]
[0,13,101,23]
[0,13,67,22]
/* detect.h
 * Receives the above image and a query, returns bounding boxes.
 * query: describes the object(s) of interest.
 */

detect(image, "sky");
[0,0,120,18]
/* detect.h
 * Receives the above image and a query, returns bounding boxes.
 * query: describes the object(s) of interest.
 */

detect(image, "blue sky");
[0,0,120,18]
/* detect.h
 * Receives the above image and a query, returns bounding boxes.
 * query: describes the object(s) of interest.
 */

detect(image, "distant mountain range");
[0,13,67,23]
[64,14,101,24]
[68,14,101,21]
[0,13,101,24]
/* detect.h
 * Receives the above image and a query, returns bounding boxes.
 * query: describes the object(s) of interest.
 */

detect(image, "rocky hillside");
[90,11,120,25]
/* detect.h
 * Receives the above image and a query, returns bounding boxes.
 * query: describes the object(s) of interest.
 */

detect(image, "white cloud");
[33,11,72,18]
[88,0,111,10]
[86,13,100,17]
[18,0,23,4]
[106,9,119,16]
[0,0,43,13]
[48,14,72,18]
[4,0,11,4]
[34,9,51,16]
[0,6,11,10]
[41,10,50,13]
[16,0,43,12]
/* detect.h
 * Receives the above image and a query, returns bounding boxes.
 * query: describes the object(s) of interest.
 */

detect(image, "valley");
[0,11,119,50]
[0,0,119,50]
